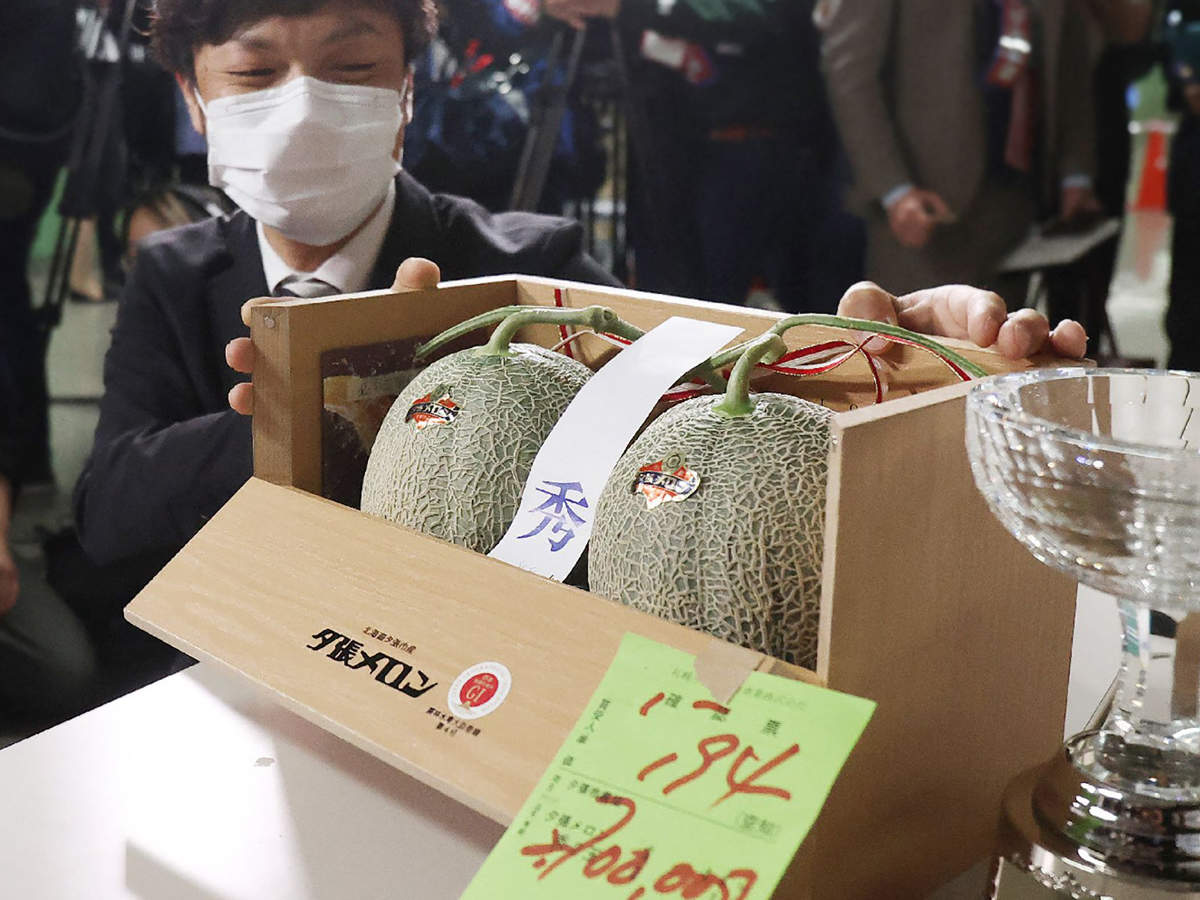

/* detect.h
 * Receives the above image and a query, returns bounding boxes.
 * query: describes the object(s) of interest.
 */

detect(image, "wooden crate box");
[126,276,1077,898]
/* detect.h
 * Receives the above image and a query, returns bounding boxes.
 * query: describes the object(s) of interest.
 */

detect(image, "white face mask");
[198,76,407,246]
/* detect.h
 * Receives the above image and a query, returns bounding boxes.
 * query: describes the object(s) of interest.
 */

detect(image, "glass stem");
[1109,599,1154,741]
[1094,601,1200,794]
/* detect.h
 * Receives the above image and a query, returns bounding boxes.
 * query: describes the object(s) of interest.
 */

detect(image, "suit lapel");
[368,173,444,289]
[204,212,269,380]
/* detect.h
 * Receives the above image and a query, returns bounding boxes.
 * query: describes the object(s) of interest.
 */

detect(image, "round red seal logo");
[448,662,512,720]
[459,672,499,709]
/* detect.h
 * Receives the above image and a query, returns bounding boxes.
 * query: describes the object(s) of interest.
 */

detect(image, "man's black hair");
[151,0,437,79]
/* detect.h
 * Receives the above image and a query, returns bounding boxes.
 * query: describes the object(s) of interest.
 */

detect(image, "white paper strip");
[488,316,742,580]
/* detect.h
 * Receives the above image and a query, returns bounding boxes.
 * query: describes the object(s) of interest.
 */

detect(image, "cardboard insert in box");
[126,276,1077,898]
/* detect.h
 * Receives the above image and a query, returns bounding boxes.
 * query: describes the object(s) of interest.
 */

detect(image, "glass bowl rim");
[967,366,1200,462]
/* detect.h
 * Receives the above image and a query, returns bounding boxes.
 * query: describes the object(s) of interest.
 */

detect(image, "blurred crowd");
[0,0,1196,728]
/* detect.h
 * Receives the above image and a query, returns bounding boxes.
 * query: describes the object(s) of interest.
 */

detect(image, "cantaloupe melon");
[588,359,833,667]
[361,305,640,553]
[590,323,987,667]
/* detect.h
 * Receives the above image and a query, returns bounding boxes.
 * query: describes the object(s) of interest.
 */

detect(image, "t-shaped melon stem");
[712,334,788,418]
[414,304,646,360]
[708,314,990,417]
[415,304,727,391]
[481,305,644,357]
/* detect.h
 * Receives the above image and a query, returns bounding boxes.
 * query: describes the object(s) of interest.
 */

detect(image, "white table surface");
[0,588,1121,900]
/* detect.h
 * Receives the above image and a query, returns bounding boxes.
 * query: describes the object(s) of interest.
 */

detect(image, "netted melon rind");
[361,343,591,552]
[589,393,833,668]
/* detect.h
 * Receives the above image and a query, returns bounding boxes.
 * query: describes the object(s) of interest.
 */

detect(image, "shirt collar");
[256,180,396,295]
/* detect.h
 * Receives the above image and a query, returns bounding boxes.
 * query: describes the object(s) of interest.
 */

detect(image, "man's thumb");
[391,257,441,292]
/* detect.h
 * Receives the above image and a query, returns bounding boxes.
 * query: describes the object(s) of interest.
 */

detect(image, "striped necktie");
[273,277,340,298]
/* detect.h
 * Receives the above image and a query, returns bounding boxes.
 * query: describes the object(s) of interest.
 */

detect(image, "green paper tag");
[462,633,875,900]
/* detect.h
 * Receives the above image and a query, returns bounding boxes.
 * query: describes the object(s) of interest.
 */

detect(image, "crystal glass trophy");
[966,368,1200,897]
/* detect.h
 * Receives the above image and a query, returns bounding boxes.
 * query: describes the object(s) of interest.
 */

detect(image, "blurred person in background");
[819,0,1100,300]
[1164,0,1200,371]
[1040,0,1157,343]
[77,0,184,298]
[0,0,99,724]
[1085,0,1158,225]
[544,0,865,312]
[0,0,82,487]
[0,377,98,728]
[404,0,607,215]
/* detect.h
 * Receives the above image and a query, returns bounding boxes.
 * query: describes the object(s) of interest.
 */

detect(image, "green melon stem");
[706,313,989,379]
[413,303,730,390]
[481,305,644,356]
[414,306,529,360]
[712,334,787,418]
[414,305,647,361]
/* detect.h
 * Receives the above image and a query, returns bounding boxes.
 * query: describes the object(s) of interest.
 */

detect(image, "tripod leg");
[510,32,564,211]
[611,95,627,283]
[510,28,586,212]
[40,0,143,333]
[40,217,84,334]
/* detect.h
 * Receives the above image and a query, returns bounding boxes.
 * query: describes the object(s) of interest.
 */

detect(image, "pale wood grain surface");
[127,479,817,825]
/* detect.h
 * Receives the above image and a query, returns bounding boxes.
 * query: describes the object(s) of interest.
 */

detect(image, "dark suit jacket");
[0,359,17,489]
[74,172,619,565]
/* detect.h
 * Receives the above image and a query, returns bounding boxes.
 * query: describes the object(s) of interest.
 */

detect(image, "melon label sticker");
[405,390,459,430]
[634,455,701,510]
[460,633,875,900]
[448,662,512,720]
[489,317,741,581]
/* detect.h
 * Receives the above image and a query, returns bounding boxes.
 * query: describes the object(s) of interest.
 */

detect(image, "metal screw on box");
[967,369,1200,899]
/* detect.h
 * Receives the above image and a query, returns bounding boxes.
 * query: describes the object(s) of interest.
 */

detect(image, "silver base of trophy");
[990,734,1200,898]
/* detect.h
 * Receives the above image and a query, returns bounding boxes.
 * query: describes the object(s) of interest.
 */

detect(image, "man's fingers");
[890,196,936,248]
[995,307,1051,360]
[391,257,441,292]
[892,285,1005,346]
[1049,319,1089,359]
[962,288,1007,347]
[229,382,253,416]
[237,297,271,328]
[836,280,899,324]
[919,190,953,221]
[836,281,900,353]
[839,281,1085,360]
[225,337,255,375]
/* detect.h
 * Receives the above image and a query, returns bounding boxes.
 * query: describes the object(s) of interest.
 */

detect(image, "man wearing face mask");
[74,0,1088,578]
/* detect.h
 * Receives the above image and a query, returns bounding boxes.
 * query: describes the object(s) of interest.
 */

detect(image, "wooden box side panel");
[812,383,1076,897]
[125,478,819,826]
[252,280,518,493]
